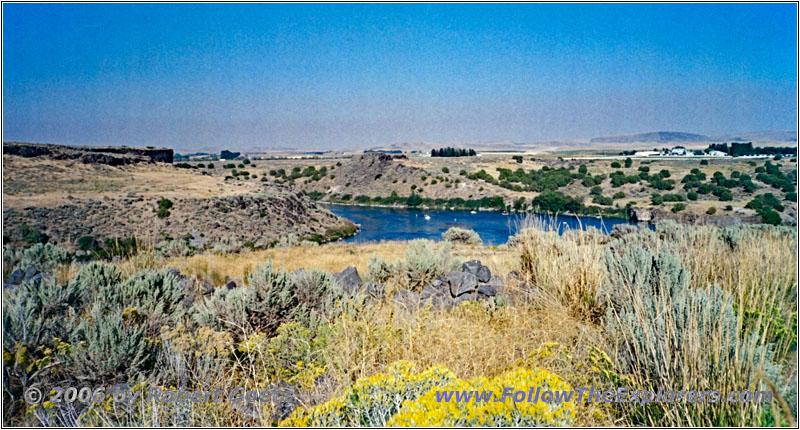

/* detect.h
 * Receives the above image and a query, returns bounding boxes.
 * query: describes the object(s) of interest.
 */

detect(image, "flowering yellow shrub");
[279,361,455,427]
[388,367,575,427]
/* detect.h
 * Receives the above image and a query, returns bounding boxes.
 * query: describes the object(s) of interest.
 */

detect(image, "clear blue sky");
[3,3,797,151]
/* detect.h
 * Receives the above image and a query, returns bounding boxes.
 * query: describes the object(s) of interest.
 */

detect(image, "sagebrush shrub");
[603,243,785,426]
[72,262,122,300]
[404,240,452,288]
[211,236,243,254]
[366,255,398,282]
[193,261,327,336]
[64,305,154,384]
[17,242,71,274]
[163,239,192,257]
[441,227,482,245]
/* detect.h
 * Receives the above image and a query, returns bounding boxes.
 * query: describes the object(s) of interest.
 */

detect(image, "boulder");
[28,272,53,285]
[476,284,497,297]
[200,281,215,295]
[334,266,362,294]
[476,265,491,283]
[23,266,38,281]
[448,271,478,297]
[362,281,385,299]
[431,274,449,290]
[461,260,482,276]
[225,280,237,290]
[461,260,491,283]
[7,268,24,285]
[393,290,420,310]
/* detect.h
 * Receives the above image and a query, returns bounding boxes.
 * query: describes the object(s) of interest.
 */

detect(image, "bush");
[700,159,709,165]
[211,236,243,254]
[603,245,782,425]
[193,261,339,337]
[17,243,71,274]
[389,367,575,426]
[404,240,452,288]
[706,207,717,215]
[610,161,621,168]
[671,203,686,213]
[441,227,482,245]
[163,238,192,257]
[155,198,173,219]
[281,361,455,426]
[441,167,449,173]
[64,305,155,384]
[687,191,698,201]
[650,194,664,205]
[367,255,398,282]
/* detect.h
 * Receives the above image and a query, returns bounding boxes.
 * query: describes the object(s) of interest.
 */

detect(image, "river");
[322,204,638,245]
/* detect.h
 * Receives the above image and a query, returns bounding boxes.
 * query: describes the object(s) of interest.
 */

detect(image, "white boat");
[424,214,431,220]
[470,210,477,214]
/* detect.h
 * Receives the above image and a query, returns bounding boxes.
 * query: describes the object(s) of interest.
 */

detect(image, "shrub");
[624,157,632,168]
[404,239,452,288]
[280,361,455,426]
[94,269,185,335]
[388,367,575,426]
[211,236,243,254]
[155,198,173,219]
[367,255,398,282]
[63,305,155,384]
[612,191,625,199]
[700,159,709,165]
[687,191,698,201]
[441,227,482,245]
[194,261,338,337]
[610,161,621,168]
[3,277,83,417]
[18,223,47,244]
[706,206,717,215]
[163,239,192,257]
[441,167,449,173]
[17,243,71,274]
[650,194,663,205]
[671,203,686,213]
[72,262,122,300]
[603,245,783,425]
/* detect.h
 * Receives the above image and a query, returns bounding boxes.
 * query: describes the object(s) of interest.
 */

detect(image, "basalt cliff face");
[3,142,173,165]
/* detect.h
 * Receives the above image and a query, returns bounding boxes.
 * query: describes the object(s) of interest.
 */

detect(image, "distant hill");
[712,130,797,143]
[590,131,710,144]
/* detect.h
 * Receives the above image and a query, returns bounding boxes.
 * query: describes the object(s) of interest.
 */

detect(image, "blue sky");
[3,3,797,151]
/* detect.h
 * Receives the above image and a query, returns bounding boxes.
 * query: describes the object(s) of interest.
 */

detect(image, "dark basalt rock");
[334,266,362,294]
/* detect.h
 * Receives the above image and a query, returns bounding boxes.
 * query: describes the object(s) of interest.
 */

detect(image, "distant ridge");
[590,131,709,144]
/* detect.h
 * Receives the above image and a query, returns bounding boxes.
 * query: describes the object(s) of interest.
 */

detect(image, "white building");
[707,150,728,157]
[669,146,687,156]
[634,151,660,157]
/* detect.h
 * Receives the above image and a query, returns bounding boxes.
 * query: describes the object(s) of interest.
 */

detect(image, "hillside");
[2,146,356,251]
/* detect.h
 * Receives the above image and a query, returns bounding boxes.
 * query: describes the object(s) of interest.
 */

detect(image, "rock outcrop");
[2,188,357,250]
[3,142,173,165]
[394,260,505,310]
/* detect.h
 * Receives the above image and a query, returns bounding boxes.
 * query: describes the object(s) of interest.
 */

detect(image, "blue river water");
[322,204,638,245]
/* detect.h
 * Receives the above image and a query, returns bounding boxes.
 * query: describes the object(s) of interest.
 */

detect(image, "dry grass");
[165,241,518,288]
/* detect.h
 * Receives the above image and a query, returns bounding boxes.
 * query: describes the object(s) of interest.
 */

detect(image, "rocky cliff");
[3,142,173,165]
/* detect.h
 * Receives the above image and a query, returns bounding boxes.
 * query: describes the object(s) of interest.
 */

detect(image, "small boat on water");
[470,210,477,214]
[424,214,431,220]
